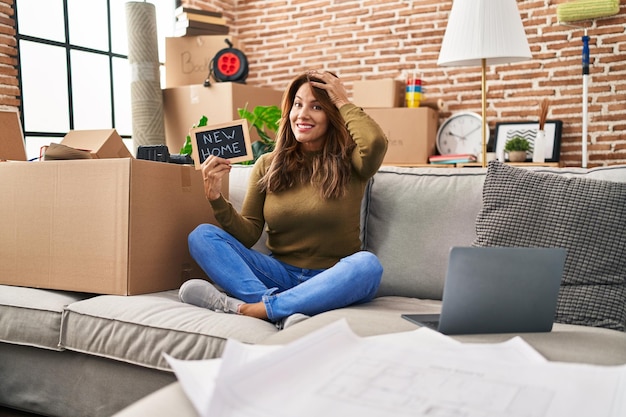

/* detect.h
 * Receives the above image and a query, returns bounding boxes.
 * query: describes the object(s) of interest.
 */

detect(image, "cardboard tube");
[420,98,445,111]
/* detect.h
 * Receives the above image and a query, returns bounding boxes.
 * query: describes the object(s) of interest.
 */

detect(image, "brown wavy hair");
[258,72,355,199]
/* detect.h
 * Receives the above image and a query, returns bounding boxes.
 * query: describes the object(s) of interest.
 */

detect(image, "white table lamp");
[438,0,532,167]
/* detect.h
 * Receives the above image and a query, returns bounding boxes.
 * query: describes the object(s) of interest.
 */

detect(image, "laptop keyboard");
[418,320,440,330]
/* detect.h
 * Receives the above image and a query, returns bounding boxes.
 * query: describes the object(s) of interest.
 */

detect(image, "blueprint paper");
[167,319,626,417]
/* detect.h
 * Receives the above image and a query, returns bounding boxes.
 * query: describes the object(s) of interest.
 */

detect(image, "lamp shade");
[438,0,532,67]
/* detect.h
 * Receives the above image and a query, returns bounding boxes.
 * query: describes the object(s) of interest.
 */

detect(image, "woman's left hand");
[308,70,350,109]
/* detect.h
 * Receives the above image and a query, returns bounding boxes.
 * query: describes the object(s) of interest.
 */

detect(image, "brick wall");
[2,1,624,166]
[189,0,626,167]
[0,0,18,111]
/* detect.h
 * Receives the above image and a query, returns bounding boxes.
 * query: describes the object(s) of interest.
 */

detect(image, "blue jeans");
[188,224,383,321]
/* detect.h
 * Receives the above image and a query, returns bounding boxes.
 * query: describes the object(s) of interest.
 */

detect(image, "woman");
[180,70,388,328]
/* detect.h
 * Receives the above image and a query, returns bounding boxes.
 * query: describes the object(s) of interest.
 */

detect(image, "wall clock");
[436,112,483,156]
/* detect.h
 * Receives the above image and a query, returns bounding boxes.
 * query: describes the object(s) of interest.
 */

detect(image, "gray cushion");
[364,166,486,300]
[0,285,92,350]
[474,162,626,331]
[60,290,278,371]
[261,296,626,365]
[262,296,442,345]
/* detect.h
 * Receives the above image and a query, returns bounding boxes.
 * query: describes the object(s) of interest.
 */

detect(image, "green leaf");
[238,104,281,146]
[197,115,209,127]
[251,139,274,160]
[237,137,276,165]
[257,129,272,144]
[180,115,209,155]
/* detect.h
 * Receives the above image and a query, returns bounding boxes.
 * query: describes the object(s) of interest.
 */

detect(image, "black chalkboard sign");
[189,119,253,169]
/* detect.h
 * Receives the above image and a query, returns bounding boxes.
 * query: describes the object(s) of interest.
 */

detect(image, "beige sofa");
[1,162,625,417]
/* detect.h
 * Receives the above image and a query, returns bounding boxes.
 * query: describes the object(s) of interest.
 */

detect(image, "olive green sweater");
[209,103,388,269]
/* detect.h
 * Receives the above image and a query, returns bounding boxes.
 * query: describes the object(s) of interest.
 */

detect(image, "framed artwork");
[494,120,563,162]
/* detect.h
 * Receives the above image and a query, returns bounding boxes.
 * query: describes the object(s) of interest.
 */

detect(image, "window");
[15,0,175,159]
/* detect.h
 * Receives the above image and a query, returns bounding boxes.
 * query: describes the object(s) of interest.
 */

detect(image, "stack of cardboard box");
[163,36,283,152]
[353,79,439,165]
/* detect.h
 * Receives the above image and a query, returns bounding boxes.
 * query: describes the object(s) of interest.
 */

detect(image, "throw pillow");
[474,161,626,331]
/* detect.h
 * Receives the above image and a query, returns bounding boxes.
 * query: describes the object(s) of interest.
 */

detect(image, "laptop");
[402,246,567,335]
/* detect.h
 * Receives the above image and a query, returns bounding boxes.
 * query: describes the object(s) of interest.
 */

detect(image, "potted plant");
[179,105,282,165]
[504,136,531,162]
[237,104,281,164]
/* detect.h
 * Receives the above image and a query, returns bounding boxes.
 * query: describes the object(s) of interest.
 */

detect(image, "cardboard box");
[0,158,228,295]
[163,82,284,152]
[165,35,237,88]
[60,129,133,159]
[0,110,27,161]
[353,79,405,108]
[365,107,439,165]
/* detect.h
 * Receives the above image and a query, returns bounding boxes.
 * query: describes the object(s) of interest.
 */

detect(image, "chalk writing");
[190,119,253,169]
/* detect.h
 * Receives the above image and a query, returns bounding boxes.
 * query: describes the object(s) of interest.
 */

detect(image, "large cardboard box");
[60,129,133,159]
[0,110,27,161]
[0,158,228,295]
[165,35,236,88]
[365,107,438,165]
[353,79,405,108]
[163,82,284,152]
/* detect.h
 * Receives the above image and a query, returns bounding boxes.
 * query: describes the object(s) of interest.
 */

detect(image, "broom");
[557,0,620,167]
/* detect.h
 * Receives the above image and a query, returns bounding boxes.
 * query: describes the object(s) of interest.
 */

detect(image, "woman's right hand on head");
[201,155,231,201]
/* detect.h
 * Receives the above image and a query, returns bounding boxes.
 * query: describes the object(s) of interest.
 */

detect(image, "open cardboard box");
[1,124,228,295]
[0,158,227,295]
[59,129,133,159]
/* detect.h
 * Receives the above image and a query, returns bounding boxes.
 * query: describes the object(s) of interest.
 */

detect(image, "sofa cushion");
[364,166,486,300]
[261,296,626,365]
[59,290,278,371]
[474,162,626,331]
[0,285,93,350]
[261,296,442,345]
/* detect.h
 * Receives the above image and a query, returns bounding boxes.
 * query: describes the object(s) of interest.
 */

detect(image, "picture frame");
[494,120,563,163]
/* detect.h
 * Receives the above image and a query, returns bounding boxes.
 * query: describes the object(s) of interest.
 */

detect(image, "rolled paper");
[419,98,445,111]
[126,2,165,153]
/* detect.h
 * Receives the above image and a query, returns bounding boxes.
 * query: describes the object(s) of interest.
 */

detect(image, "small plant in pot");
[504,136,532,162]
